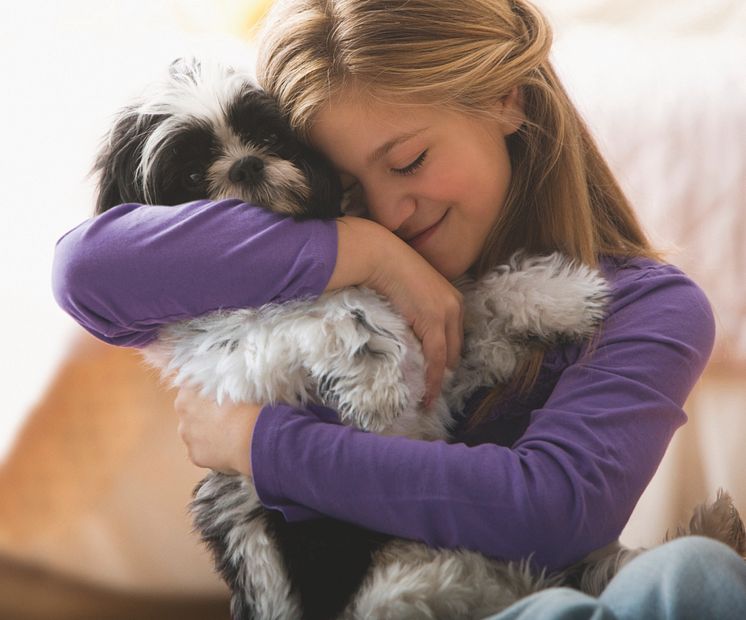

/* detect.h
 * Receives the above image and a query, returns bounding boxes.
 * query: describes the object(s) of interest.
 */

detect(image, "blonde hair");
[256,0,660,425]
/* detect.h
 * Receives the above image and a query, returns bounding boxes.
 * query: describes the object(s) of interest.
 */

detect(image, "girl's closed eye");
[392,149,428,176]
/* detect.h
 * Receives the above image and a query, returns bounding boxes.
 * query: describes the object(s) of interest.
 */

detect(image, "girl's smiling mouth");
[406,210,449,250]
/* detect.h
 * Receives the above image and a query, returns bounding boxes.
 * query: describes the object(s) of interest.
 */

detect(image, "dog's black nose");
[229,156,265,184]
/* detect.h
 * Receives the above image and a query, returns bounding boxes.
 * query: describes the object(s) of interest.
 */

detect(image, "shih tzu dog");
[94,57,341,219]
[92,58,745,620]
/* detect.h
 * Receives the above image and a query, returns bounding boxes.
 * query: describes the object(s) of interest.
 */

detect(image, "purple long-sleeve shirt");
[52,199,715,571]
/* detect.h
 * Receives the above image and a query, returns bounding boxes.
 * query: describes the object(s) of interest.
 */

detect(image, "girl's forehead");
[310,99,436,171]
[313,85,496,136]
[321,93,420,123]
[312,96,494,152]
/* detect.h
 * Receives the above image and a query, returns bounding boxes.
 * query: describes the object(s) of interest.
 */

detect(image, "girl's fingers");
[418,291,464,408]
[344,222,465,406]
[173,386,260,476]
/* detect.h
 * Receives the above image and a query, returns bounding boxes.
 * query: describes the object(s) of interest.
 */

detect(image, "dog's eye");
[261,133,278,146]
[183,171,204,188]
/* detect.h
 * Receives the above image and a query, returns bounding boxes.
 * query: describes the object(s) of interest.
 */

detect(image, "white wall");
[1,1,258,459]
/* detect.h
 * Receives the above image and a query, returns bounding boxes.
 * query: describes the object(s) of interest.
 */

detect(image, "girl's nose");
[365,186,416,233]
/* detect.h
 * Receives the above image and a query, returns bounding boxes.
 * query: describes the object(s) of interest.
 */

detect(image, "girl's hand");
[370,244,464,408]
[174,386,262,477]
[327,216,464,407]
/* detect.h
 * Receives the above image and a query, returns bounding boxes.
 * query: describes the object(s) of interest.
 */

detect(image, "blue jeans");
[484,536,746,620]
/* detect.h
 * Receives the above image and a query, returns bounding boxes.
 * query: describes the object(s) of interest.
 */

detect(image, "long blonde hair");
[256,0,660,425]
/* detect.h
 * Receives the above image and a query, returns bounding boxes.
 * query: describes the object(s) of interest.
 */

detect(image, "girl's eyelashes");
[391,149,428,176]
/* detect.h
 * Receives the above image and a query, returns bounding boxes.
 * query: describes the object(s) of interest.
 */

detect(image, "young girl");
[53,0,746,617]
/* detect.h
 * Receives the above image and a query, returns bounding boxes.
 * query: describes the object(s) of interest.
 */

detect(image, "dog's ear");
[294,146,343,220]
[91,108,164,215]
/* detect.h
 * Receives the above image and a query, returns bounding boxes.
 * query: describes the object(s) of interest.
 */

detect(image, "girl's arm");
[52,199,463,400]
[52,199,338,347]
[249,260,716,571]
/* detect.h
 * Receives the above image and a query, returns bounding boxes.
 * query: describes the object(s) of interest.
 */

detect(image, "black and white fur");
[93,58,745,619]
[94,57,341,219]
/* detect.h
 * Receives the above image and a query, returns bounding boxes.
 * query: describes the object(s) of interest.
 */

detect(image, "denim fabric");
[484,537,746,620]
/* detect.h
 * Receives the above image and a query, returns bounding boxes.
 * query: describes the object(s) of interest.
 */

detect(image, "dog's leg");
[149,289,442,437]
[464,253,609,346]
[191,472,302,620]
[447,253,610,412]
[152,292,423,434]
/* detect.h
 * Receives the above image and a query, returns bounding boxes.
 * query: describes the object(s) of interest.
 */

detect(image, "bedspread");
[542,0,746,364]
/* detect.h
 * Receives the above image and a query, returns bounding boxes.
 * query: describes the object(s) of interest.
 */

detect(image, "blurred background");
[1,1,744,618]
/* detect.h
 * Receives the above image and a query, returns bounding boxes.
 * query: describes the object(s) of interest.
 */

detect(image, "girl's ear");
[497,87,525,137]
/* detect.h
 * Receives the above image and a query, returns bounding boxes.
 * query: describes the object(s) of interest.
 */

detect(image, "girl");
[53,0,746,617]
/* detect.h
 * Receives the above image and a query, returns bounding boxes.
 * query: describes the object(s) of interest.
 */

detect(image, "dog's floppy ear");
[92,107,164,215]
[295,146,343,220]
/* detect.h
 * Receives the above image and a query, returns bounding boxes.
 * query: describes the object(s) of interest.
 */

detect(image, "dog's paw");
[318,315,414,431]
[299,288,423,432]
[466,252,611,345]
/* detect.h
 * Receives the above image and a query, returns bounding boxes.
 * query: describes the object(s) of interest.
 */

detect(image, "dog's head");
[93,58,342,219]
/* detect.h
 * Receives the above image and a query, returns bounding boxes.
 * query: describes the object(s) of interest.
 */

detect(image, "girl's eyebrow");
[367,128,428,165]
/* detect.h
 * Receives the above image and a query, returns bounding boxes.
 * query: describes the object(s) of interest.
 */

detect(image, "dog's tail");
[562,489,745,597]
[666,488,746,556]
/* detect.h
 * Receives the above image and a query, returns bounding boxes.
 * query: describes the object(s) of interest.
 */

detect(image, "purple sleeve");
[52,199,338,347]
[250,261,715,571]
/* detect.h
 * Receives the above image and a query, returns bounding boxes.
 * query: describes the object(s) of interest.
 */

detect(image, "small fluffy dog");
[93,58,745,620]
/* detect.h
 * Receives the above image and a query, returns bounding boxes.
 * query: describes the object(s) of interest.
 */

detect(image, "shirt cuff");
[251,402,338,521]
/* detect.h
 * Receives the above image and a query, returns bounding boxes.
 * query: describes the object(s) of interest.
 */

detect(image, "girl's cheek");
[423,164,457,198]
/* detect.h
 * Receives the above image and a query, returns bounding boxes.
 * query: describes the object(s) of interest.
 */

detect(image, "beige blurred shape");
[0,332,228,600]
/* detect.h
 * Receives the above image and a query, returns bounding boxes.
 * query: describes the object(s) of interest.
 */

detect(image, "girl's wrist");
[326,216,405,293]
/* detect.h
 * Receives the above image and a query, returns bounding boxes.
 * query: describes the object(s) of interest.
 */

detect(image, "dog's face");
[94,58,342,219]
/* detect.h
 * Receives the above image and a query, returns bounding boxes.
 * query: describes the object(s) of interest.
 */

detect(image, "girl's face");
[309,92,523,279]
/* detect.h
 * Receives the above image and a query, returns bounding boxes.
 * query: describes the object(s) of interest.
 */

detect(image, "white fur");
[144,251,611,619]
[448,252,609,414]
[342,540,557,620]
